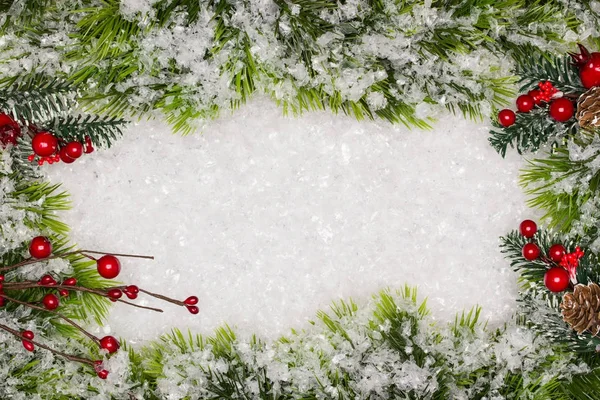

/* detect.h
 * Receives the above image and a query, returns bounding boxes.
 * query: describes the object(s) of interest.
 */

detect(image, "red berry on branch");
[0,113,21,148]
[63,277,77,286]
[569,44,600,89]
[549,98,575,122]
[31,132,58,157]
[29,236,52,259]
[527,90,543,105]
[0,275,4,282]
[544,267,570,292]
[99,336,120,354]
[39,274,57,286]
[107,289,122,301]
[22,330,34,340]
[65,141,83,159]
[186,305,199,314]
[59,289,70,297]
[27,154,35,162]
[97,255,121,279]
[42,293,60,310]
[519,220,537,238]
[548,244,567,263]
[59,147,76,164]
[84,136,94,154]
[184,296,198,306]
[124,291,138,300]
[516,95,535,113]
[97,369,109,379]
[22,340,35,352]
[522,243,540,261]
[498,109,516,127]
[125,285,139,294]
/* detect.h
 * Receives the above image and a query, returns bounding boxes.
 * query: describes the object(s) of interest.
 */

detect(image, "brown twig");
[0,323,95,366]
[138,288,185,307]
[0,250,154,273]
[0,294,101,344]
[3,282,164,313]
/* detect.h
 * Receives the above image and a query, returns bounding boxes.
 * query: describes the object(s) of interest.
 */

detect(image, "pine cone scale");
[577,86,600,129]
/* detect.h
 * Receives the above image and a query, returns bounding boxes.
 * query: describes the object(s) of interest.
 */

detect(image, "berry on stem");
[544,267,570,292]
[31,132,58,157]
[184,296,198,306]
[29,236,52,259]
[186,305,199,314]
[549,98,575,122]
[498,109,516,127]
[65,142,83,159]
[42,293,60,310]
[63,277,77,286]
[99,336,120,354]
[22,340,35,352]
[569,43,600,89]
[528,90,543,105]
[523,243,540,261]
[516,94,535,112]
[39,274,57,286]
[107,289,122,301]
[519,220,537,238]
[97,255,121,279]
[549,244,567,263]
[97,369,109,379]
[22,330,34,340]
[59,147,76,164]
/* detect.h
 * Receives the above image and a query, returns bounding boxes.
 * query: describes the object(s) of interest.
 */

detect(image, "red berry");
[31,132,58,157]
[22,330,34,340]
[65,142,83,159]
[522,243,540,261]
[0,113,21,148]
[516,95,535,113]
[186,305,199,314]
[97,369,109,379]
[99,335,120,354]
[59,289,70,297]
[498,109,516,127]
[544,267,570,292]
[39,274,57,286]
[125,285,139,294]
[184,296,198,306]
[528,90,543,105]
[549,98,574,122]
[42,293,59,310]
[125,291,138,299]
[59,147,76,164]
[519,220,537,238]
[570,44,600,89]
[29,236,52,259]
[548,244,566,263]
[107,289,122,300]
[97,255,121,279]
[0,275,5,282]
[63,277,77,286]
[22,340,35,352]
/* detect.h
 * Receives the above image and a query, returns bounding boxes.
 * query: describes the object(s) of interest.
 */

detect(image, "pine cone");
[577,86,600,129]
[561,283,600,335]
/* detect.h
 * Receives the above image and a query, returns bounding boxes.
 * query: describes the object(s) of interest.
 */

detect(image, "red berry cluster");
[518,220,581,293]
[497,81,575,128]
[29,132,93,166]
[0,235,200,379]
[569,44,600,89]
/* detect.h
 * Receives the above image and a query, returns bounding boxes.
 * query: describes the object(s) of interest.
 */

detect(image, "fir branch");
[489,109,576,157]
[514,45,584,93]
[0,74,75,124]
[43,114,128,148]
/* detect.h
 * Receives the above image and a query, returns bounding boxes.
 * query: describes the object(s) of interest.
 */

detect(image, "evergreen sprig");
[489,109,576,157]
[514,46,584,93]
[43,114,128,148]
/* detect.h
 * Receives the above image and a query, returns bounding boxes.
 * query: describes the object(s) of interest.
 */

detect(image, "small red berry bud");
[107,289,122,300]
[63,277,77,286]
[99,336,120,354]
[22,340,35,352]
[184,296,198,306]
[59,289,70,297]
[42,293,60,310]
[38,274,57,286]
[22,330,34,340]
[186,305,199,314]
[97,369,109,379]
[125,285,139,294]
[124,291,138,300]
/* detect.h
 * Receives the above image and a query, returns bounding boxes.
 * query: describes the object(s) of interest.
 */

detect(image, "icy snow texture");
[47,98,534,342]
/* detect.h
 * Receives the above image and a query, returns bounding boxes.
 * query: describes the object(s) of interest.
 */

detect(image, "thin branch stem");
[0,323,95,366]
[0,249,154,273]
[0,294,100,344]
[3,282,164,313]
[138,288,185,307]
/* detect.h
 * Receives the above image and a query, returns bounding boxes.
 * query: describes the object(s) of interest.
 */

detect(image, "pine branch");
[43,114,128,148]
[489,109,576,157]
[0,74,75,124]
[514,45,584,93]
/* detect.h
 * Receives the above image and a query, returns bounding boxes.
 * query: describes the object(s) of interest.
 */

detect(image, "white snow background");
[46,98,535,344]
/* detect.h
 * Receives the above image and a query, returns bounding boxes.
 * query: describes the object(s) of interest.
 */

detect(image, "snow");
[46,97,535,343]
